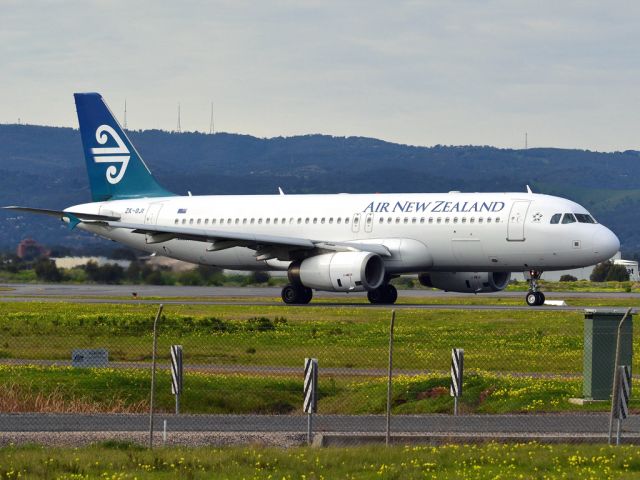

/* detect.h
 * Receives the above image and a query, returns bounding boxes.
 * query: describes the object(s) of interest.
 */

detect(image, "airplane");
[4,93,620,306]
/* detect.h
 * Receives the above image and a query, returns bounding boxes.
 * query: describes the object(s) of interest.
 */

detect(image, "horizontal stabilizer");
[3,206,121,221]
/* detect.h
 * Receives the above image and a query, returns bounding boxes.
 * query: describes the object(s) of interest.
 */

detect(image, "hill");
[1,124,639,254]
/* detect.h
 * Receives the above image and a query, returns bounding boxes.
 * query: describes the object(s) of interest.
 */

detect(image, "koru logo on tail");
[91,125,130,184]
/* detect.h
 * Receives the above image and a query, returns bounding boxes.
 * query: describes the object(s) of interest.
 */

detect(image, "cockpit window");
[575,213,596,224]
[561,213,576,224]
[550,213,561,224]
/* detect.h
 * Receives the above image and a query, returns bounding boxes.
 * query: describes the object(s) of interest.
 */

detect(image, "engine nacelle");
[289,252,385,292]
[418,271,511,293]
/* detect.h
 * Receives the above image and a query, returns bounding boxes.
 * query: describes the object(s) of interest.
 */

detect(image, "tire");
[281,285,300,304]
[301,287,313,304]
[537,292,546,306]
[384,284,398,304]
[367,288,384,304]
[526,291,538,306]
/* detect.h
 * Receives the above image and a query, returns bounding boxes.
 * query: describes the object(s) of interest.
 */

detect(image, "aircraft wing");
[106,221,391,259]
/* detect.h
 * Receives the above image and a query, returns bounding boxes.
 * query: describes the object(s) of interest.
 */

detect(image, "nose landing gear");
[525,270,545,306]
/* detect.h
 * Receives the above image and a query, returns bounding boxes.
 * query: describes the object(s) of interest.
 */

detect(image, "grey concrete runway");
[1,413,638,436]
[1,283,638,311]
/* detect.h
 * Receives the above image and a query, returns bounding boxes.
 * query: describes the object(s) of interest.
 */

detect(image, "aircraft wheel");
[282,284,312,305]
[537,292,546,305]
[367,288,384,304]
[368,284,398,305]
[526,291,538,306]
[384,284,398,304]
[301,287,313,304]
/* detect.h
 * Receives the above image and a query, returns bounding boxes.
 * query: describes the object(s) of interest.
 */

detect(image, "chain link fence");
[0,301,637,444]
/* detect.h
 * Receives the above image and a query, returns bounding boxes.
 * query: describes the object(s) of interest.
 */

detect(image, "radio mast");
[123,100,127,130]
[176,103,182,133]
[209,102,214,134]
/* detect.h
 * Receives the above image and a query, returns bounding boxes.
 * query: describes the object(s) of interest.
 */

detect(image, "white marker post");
[615,365,631,445]
[450,348,464,416]
[303,358,318,445]
[170,345,183,414]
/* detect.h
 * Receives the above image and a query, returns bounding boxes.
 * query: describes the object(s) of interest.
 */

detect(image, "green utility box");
[583,309,633,400]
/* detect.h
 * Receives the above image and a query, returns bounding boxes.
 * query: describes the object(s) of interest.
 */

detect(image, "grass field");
[3,363,634,414]
[0,300,637,415]
[1,442,639,479]
[0,301,638,373]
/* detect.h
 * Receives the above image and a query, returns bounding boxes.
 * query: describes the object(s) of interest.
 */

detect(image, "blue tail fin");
[74,93,174,202]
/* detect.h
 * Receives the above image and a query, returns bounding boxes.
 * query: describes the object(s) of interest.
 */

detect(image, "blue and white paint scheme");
[5,93,620,306]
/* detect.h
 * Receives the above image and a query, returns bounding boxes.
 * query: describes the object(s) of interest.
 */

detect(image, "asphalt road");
[1,413,637,435]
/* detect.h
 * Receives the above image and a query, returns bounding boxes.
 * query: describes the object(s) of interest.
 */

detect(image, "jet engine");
[289,252,385,292]
[418,271,511,293]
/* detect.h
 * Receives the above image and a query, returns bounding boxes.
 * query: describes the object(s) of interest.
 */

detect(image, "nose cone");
[593,226,620,261]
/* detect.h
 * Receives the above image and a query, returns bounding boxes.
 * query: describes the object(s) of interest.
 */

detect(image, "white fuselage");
[69,191,620,274]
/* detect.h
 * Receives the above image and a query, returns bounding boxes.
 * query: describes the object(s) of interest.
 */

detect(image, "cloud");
[0,0,638,150]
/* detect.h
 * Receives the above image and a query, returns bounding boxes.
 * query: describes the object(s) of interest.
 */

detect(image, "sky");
[1,0,639,151]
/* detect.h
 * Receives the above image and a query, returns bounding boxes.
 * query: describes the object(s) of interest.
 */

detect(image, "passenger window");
[495,218,500,223]
[329,218,334,224]
[174,219,179,224]
[258,219,263,224]
[313,218,317,224]
[242,219,247,224]
[212,219,216,224]
[478,218,483,224]
[305,218,310,224]
[266,218,271,224]
[453,217,458,223]
[205,219,209,225]
[345,218,349,224]
[412,218,416,224]
[429,218,433,224]
[420,218,425,224]
[550,213,561,224]
[189,219,194,225]
[235,218,240,224]
[487,218,491,224]
[562,213,576,224]
[197,219,201,225]
[321,218,325,224]
[403,218,408,224]
[470,218,475,223]
[387,217,392,223]
[336,218,341,224]
[395,218,400,224]
[445,218,450,224]
[274,218,278,224]
[379,217,384,223]
[462,218,467,223]
[437,217,442,224]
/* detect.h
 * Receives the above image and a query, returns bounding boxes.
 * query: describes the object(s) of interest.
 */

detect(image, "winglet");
[526,185,533,194]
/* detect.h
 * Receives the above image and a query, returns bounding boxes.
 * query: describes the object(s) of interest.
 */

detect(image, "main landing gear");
[281,284,313,305]
[526,270,545,306]
[367,284,398,305]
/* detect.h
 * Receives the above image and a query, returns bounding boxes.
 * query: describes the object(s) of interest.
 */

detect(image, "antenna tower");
[124,100,128,129]
[177,103,182,133]
[525,132,528,149]
[209,102,214,134]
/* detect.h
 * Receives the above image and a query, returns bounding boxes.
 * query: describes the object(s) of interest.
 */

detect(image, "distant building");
[52,257,131,269]
[16,238,49,260]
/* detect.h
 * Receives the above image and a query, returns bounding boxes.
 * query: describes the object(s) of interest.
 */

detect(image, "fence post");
[450,348,464,415]
[171,345,183,414]
[386,310,396,446]
[148,304,163,449]
[303,357,318,445]
[608,308,632,445]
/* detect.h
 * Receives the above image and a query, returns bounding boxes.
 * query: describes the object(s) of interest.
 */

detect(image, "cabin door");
[507,200,530,241]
